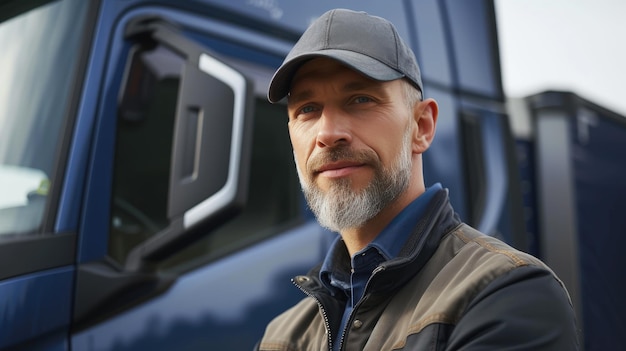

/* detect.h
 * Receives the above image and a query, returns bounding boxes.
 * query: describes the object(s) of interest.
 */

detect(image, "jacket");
[257,189,579,350]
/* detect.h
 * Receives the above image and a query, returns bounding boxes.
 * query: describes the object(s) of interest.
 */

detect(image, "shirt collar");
[319,237,351,296]
[367,182,442,260]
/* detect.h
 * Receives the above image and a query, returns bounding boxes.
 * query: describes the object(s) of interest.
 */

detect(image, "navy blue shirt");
[319,183,442,349]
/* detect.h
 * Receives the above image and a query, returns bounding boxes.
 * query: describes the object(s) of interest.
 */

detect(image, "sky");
[494,0,626,116]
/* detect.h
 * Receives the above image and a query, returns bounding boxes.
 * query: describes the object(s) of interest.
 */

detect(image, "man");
[257,8,579,351]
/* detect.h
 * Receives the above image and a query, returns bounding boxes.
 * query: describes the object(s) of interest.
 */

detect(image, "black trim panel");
[0,232,76,280]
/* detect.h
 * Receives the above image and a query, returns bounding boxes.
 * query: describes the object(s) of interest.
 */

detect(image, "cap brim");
[267,49,404,103]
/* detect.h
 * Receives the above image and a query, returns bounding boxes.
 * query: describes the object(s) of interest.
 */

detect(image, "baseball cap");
[267,8,423,103]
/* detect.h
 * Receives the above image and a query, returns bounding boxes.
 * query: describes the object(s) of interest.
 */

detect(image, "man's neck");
[340,184,424,257]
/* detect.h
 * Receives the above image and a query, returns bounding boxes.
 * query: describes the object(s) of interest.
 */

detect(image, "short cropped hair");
[402,79,423,110]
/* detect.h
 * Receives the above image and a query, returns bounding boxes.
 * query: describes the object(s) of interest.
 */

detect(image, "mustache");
[306,147,379,173]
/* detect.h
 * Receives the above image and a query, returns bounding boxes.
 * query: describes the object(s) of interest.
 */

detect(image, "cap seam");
[389,21,400,70]
[324,9,336,49]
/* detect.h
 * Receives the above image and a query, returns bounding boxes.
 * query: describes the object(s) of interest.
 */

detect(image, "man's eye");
[354,96,372,104]
[300,105,316,114]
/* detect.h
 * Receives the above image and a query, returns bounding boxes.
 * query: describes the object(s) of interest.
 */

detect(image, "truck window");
[110,41,302,269]
[109,42,181,263]
[0,0,89,236]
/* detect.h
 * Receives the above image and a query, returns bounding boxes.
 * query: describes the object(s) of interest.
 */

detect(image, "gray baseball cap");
[267,8,423,103]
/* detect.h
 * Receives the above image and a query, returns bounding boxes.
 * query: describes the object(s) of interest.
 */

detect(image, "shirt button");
[353,319,363,329]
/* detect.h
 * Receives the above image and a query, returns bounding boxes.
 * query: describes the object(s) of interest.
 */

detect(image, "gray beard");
[297,129,413,232]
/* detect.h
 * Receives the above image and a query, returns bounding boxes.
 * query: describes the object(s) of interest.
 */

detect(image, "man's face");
[287,58,416,232]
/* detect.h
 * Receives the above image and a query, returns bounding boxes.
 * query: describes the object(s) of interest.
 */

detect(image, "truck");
[509,90,626,351]
[0,0,623,350]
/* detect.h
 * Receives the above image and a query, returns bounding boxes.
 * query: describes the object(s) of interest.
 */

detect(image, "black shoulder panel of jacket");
[443,265,581,350]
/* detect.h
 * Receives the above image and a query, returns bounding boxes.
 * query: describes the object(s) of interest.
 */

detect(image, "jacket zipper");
[292,277,335,351]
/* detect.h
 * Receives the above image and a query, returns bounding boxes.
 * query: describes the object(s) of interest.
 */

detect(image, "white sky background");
[495,0,626,116]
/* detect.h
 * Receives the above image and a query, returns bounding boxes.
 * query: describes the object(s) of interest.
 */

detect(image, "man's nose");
[316,108,352,148]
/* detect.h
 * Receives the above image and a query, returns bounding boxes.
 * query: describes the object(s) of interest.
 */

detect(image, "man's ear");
[412,98,438,154]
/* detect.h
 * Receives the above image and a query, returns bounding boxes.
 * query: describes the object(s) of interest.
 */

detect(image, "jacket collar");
[298,188,461,297]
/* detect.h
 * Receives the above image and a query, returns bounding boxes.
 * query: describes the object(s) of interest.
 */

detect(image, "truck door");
[70,10,256,319]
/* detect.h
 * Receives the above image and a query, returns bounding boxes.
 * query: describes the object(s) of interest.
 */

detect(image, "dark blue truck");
[1,0,622,349]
